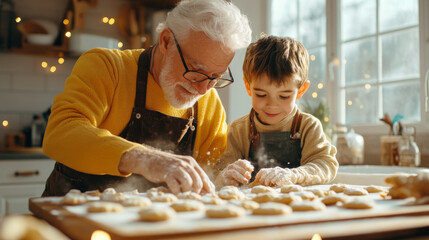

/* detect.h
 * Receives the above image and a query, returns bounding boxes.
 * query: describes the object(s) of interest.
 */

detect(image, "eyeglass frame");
[169,29,234,88]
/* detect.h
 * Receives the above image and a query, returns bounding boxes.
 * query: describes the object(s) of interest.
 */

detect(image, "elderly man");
[42,0,252,196]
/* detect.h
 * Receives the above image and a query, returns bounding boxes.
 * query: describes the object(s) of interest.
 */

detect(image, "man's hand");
[254,167,296,187]
[221,159,254,186]
[118,147,215,195]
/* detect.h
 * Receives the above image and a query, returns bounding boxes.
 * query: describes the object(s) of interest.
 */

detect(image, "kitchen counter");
[0,148,49,160]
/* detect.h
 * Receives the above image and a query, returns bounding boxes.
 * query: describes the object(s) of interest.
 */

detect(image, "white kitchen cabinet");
[0,159,54,217]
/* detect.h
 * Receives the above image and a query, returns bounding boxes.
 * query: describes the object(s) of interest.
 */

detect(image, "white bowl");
[31,19,59,35]
[26,33,57,45]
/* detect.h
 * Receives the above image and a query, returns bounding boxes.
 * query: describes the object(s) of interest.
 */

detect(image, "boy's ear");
[296,80,310,99]
[243,77,252,96]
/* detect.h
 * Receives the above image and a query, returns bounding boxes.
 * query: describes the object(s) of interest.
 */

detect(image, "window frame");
[328,0,429,134]
[268,0,429,134]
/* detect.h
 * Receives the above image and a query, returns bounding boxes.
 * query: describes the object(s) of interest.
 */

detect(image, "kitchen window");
[269,0,429,134]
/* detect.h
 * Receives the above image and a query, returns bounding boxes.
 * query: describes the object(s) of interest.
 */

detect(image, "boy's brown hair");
[243,34,309,88]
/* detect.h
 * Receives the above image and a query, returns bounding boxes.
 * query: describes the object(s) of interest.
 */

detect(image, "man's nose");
[192,80,211,95]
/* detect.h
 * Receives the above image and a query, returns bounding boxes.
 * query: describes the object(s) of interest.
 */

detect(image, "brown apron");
[248,108,302,181]
[42,46,198,196]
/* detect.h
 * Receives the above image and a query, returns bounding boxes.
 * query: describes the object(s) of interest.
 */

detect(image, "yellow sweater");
[43,48,228,176]
[217,106,338,185]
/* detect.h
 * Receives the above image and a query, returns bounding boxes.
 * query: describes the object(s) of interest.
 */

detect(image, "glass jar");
[398,127,420,167]
[333,128,364,165]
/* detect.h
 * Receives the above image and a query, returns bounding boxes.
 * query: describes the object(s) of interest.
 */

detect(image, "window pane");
[382,81,420,123]
[382,28,420,82]
[345,87,378,124]
[341,0,376,41]
[343,38,377,87]
[270,0,298,38]
[379,0,418,32]
[299,0,326,48]
[299,47,327,110]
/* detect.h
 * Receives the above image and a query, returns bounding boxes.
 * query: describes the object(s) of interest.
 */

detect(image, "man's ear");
[296,80,310,99]
[158,28,173,54]
[243,77,252,96]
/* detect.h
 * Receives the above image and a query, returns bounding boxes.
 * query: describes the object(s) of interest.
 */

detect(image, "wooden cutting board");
[29,190,429,240]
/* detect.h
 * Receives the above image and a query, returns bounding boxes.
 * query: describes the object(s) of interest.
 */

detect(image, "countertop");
[0,147,49,160]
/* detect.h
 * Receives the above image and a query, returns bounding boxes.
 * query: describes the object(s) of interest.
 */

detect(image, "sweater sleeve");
[43,49,141,176]
[194,89,228,169]
[294,114,338,185]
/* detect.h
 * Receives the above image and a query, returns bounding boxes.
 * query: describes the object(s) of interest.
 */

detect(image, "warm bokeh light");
[360,104,364,109]
[311,233,322,240]
[50,66,56,73]
[317,83,323,89]
[324,117,329,122]
[348,100,353,105]
[58,58,65,64]
[41,61,48,68]
[63,19,70,25]
[310,54,316,61]
[365,83,371,89]
[102,17,109,23]
[117,42,123,48]
[364,74,371,79]
[15,17,21,23]
[333,57,340,66]
[91,230,111,240]
[312,92,318,98]
[2,120,8,127]
[108,18,115,25]
[65,31,71,38]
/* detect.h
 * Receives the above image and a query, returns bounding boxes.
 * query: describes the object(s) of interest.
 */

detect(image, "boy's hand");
[221,159,254,186]
[254,167,296,187]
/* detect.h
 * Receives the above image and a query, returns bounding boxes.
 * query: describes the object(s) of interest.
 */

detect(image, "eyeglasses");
[170,30,234,88]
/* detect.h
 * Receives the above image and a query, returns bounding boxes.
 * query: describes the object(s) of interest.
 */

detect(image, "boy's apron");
[248,108,302,181]
[42,46,198,196]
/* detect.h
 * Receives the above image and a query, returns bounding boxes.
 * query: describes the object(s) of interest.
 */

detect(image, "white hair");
[156,0,252,51]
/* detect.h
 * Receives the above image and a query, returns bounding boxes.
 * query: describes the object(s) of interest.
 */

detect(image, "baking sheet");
[29,184,429,240]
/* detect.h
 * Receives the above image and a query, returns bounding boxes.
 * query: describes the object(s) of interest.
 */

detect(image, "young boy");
[215,34,338,187]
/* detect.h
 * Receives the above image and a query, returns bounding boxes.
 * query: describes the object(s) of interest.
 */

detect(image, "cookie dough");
[229,199,259,210]
[273,194,302,205]
[218,188,246,200]
[151,193,178,202]
[321,195,348,206]
[343,187,369,196]
[87,202,124,213]
[251,193,276,203]
[100,192,126,202]
[177,191,202,201]
[170,200,204,212]
[365,185,385,193]
[121,197,152,208]
[60,193,87,205]
[291,191,317,200]
[205,204,246,218]
[139,207,175,222]
[290,200,326,211]
[251,185,275,194]
[342,198,374,209]
[252,202,292,215]
[201,194,225,205]
[280,185,303,193]
[330,184,347,193]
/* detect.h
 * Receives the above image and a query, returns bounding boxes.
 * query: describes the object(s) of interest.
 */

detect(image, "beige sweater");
[216,106,338,186]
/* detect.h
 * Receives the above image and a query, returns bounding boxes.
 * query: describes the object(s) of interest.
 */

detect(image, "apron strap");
[290,109,302,140]
[249,108,303,152]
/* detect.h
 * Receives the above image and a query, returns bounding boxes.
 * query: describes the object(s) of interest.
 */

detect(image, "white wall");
[0,0,129,148]
[218,0,269,123]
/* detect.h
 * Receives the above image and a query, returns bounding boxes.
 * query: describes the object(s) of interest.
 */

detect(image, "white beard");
[158,50,202,109]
